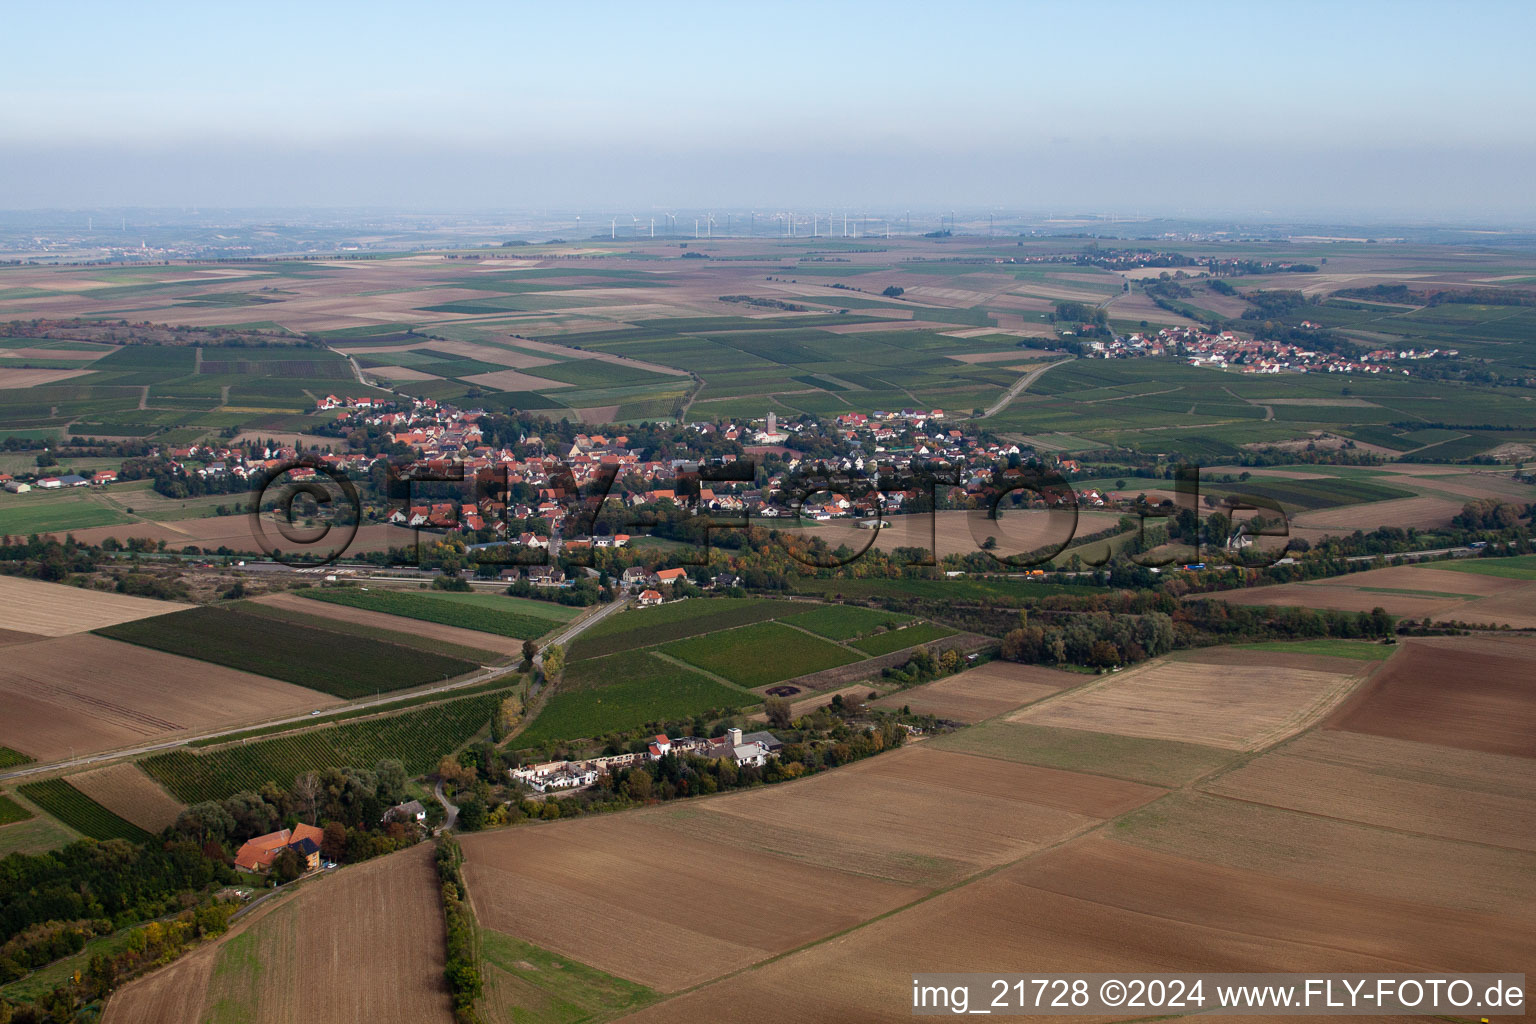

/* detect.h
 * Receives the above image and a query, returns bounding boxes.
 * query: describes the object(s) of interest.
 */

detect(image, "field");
[65,763,186,832]
[1211,563,1536,629]
[933,720,1239,786]
[779,603,914,640]
[0,793,31,826]
[297,587,573,641]
[461,742,1158,992]
[102,844,453,1024]
[1438,553,1536,581]
[868,661,1075,721]
[140,688,505,802]
[16,778,151,842]
[514,649,750,748]
[480,930,658,1024]
[1325,634,1536,757]
[239,594,509,663]
[660,621,861,688]
[1010,649,1369,750]
[0,633,344,762]
[97,605,478,699]
[568,597,800,661]
[847,621,955,656]
[0,574,190,636]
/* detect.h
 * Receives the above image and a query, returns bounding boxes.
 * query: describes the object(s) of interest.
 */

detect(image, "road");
[433,778,459,830]
[0,594,634,783]
[971,357,1073,420]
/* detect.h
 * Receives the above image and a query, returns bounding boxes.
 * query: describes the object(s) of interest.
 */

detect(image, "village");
[508,727,784,793]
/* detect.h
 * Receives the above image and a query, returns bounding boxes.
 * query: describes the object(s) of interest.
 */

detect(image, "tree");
[292,772,321,824]
[456,796,487,831]
[374,759,407,805]
[541,643,565,677]
[176,801,235,844]
[321,822,348,863]
[271,847,305,884]
[522,638,538,669]
[763,695,792,730]
[624,770,653,801]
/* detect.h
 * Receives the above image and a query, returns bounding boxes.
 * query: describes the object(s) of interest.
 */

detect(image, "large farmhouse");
[233,823,325,873]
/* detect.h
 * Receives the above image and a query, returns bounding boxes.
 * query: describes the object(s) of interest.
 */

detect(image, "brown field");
[0,574,191,635]
[1204,730,1536,851]
[0,367,91,387]
[0,634,340,761]
[615,834,1530,1023]
[1311,563,1523,597]
[0,626,45,646]
[810,508,1124,560]
[648,745,1158,887]
[461,368,573,391]
[365,364,442,381]
[1117,792,1536,917]
[1326,635,1536,757]
[868,661,1077,721]
[1012,655,1363,750]
[67,763,186,832]
[1290,494,1464,535]
[251,591,523,657]
[461,814,926,992]
[1207,580,1465,618]
[104,844,452,1024]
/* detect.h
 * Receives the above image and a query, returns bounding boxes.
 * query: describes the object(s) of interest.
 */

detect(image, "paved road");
[971,357,1073,420]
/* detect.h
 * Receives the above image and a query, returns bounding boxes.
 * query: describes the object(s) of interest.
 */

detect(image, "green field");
[16,779,152,843]
[235,600,506,664]
[933,720,1234,786]
[848,622,957,656]
[1436,554,1536,581]
[480,929,658,1024]
[781,604,915,640]
[0,793,32,826]
[141,689,505,803]
[96,606,478,699]
[298,588,569,640]
[515,650,748,748]
[569,597,799,661]
[0,747,34,769]
[1216,638,1399,661]
[0,490,132,534]
[661,621,861,688]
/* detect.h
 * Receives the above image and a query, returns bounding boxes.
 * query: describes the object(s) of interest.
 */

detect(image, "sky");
[4,0,1535,221]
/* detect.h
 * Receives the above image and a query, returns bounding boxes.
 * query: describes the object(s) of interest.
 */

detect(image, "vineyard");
[16,779,152,843]
[0,747,33,769]
[298,588,565,640]
[0,793,31,826]
[96,606,478,699]
[141,690,505,803]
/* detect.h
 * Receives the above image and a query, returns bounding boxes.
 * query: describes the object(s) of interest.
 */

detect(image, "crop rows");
[96,606,478,699]
[17,779,151,843]
[0,746,34,769]
[141,691,505,803]
[299,588,558,640]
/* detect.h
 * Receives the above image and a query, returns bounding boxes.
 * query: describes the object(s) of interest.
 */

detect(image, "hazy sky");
[5,0,1535,220]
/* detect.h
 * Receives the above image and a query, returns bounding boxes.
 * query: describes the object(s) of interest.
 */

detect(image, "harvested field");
[0,367,90,387]
[1209,581,1463,618]
[1114,792,1536,917]
[1012,655,1363,750]
[648,745,1158,887]
[462,368,572,391]
[365,364,441,381]
[867,661,1076,721]
[66,763,185,832]
[1326,635,1536,757]
[1290,494,1464,536]
[933,720,1236,786]
[616,834,1530,1023]
[461,815,925,993]
[250,592,522,657]
[0,574,190,635]
[815,509,1123,560]
[1312,563,1525,597]
[0,634,340,761]
[103,844,453,1024]
[1203,730,1536,851]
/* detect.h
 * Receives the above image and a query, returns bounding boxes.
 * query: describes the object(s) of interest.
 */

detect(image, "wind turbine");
[611,218,616,240]
[813,213,818,237]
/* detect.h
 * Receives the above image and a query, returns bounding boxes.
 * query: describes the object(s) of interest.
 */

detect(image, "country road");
[0,593,634,783]
[971,356,1073,420]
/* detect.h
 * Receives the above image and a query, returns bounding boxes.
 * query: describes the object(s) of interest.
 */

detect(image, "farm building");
[383,799,428,824]
[233,823,325,873]
[638,588,664,606]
